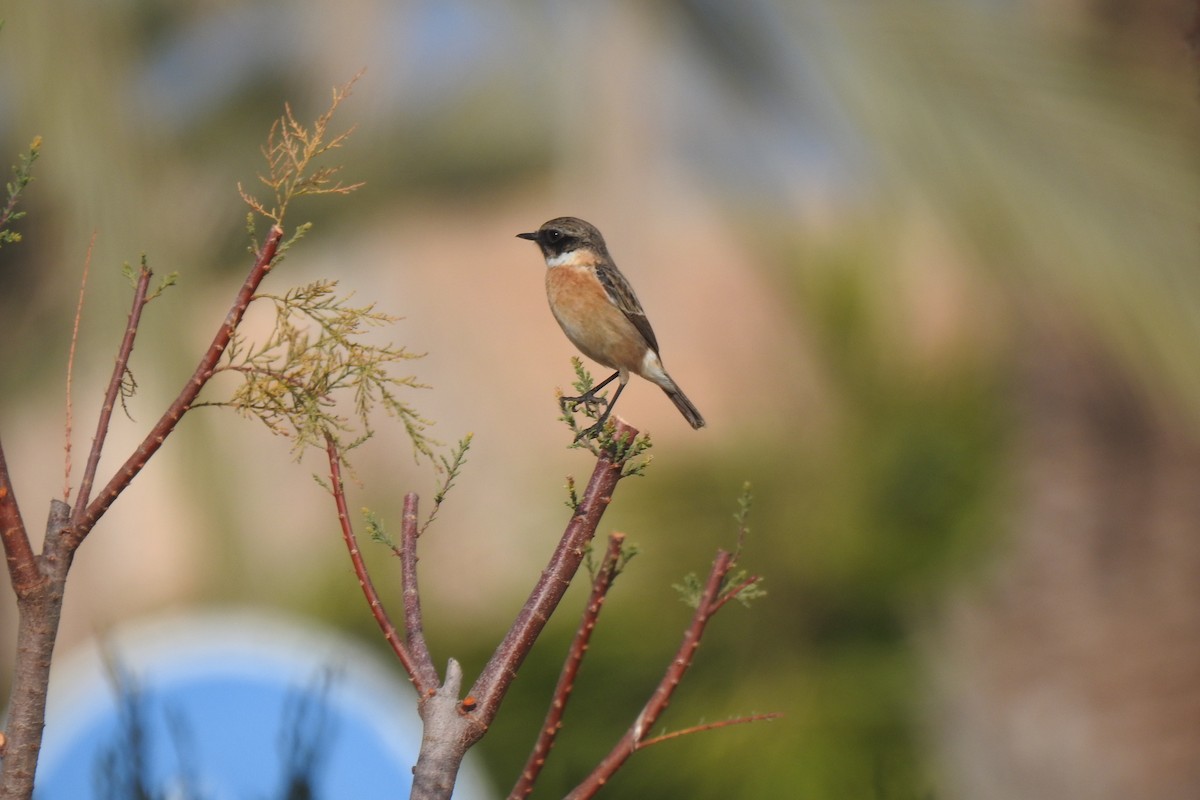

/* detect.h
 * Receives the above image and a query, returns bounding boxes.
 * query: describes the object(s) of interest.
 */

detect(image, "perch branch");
[467,420,637,726]
[406,421,636,800]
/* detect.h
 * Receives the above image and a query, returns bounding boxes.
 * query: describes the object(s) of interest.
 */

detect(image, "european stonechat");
[517,216,705,437]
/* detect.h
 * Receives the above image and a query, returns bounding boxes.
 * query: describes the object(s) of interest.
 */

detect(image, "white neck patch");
[546,250,581,268]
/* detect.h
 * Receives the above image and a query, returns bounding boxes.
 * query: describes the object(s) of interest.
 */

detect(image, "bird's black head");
[516,216,607,261]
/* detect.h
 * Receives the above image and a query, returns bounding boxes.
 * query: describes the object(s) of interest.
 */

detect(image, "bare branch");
[71,226,284,545]
[396,423,637,800]
[468,420,637,724]
[72,260,152,519]
[324,434,434,696]
[566,549,735,800]
[401,492,439,690]
[510,532,627,800]
[0,441,39,595]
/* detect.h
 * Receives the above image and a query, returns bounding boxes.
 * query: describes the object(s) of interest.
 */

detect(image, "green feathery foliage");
[0,135,41,248]
[732,481,753,558]
[421,434,473,534]
[558,357,653,475]
[363,507,391,549]
[238,73,364,231]
[584,538,640,583]
[674,483,766,609]
[121,255,177,300]
[214,279,432,460]
[220,75,435,465]
[562,474,579,511]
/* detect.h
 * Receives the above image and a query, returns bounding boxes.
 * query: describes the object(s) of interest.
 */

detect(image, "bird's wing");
[596,264,660,354]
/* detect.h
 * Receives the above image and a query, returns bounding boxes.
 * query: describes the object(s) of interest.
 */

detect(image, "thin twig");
[510,532,626,800]
[401,492,439,690]
[710,573,762,615]
[324,433,434,697]
[636,713,784,749]
[70,226,284,544]
[565,549,734,800]
[72,260,151,519]
[63,230,97,502]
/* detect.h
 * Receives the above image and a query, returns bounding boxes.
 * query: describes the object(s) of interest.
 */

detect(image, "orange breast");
[546,266,647,373]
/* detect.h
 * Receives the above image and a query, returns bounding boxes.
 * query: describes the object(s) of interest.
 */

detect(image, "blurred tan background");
[1,1,1198,797]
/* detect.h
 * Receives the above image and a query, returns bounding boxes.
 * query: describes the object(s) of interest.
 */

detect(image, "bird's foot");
[559,391,608,419]
[573,415,610,442]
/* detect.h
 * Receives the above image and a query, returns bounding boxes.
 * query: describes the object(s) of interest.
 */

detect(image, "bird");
[517,216,705,438]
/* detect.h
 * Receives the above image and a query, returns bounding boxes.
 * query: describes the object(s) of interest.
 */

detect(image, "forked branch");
[467,421,637,723]
[69,226,284,546]
[565,549,766,799]
[324,433,437,697]
[323,420,638,800]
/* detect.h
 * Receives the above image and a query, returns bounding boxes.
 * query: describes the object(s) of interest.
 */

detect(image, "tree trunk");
[1,500,73,800]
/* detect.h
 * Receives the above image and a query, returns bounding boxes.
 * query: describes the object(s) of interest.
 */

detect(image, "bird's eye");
[546,229,564,242]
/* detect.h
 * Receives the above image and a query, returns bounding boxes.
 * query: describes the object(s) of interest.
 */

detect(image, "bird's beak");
[516,232,538,241]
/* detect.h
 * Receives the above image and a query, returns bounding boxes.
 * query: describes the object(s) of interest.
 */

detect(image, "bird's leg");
[560,370,620,417]
[575,380,627,441]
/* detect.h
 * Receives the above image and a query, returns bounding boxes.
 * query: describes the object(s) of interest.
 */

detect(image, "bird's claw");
[573,417,609,442]
[559,392,608,417]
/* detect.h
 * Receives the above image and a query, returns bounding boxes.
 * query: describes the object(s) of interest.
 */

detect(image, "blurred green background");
[2,1,1199,798]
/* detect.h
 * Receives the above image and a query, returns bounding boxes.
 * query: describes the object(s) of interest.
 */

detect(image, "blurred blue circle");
[34,609,493,799]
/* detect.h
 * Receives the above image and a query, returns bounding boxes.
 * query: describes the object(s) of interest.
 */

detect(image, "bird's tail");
[662,384,705,429]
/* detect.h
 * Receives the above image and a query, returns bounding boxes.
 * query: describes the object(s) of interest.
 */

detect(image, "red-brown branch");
[0,500,71,800]
[401,491,439,690]
[467,420,635,728]
[0,441,38,595]
[565,549,735,800]
[510,531,626,800]
[70,225,284,545]
[324,434,434,696]
[71,261,151,520]
[637,713,783,749]
[405,421,636,800]
[710,573,762,615]
[2,226,286,800]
